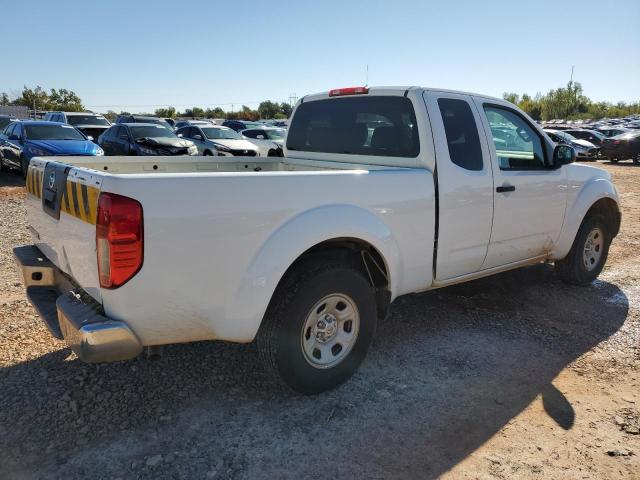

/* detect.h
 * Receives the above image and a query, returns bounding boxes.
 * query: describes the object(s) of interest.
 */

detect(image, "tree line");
[151,100,293,121]
[3,83,638,122]
[1,86,83,112]
[503,81,640,121]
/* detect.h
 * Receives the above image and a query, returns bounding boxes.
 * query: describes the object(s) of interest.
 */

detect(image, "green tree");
[155,106,176,118]
[258,100,280,119]
[279,102,293,118]
[0,93,9,106]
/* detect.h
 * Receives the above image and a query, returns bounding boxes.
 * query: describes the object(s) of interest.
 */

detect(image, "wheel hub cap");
[583,227,604,271]
[301,293,360,369]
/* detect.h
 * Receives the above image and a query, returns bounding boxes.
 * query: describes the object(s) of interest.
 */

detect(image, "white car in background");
[241,127,286,157]
[176,124,259,156]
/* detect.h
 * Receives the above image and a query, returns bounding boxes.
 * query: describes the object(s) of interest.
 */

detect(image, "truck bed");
[25,155,436,347]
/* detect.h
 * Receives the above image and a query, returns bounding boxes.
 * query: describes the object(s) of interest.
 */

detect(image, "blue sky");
[5,0,640,113]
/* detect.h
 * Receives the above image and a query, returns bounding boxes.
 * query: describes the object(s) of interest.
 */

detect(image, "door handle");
[496,185,516,193]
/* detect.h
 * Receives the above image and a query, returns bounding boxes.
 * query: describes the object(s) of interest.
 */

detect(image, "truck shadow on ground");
[0,264,629,479]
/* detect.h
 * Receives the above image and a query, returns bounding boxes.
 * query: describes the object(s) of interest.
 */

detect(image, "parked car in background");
[164,118,176,129]
[564,129,607,147]
[544,129,599,160]
[176,125,258,156]
[98,123,198,156]
[600,130,640,164]
[0,115,19,130]
[44,112,111,141]
[115,115,172,128]
[0,121,103,176]
[222,120,263,132]
[241,127,286,156]
[597,127,631,138]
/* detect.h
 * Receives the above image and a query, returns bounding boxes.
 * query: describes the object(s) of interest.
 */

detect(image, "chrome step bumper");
[13,245,143,363]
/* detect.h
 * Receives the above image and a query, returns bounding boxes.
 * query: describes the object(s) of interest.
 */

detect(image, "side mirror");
[8,134,19,141]
[87,136,94,141]
[193,134,202,141]
[553,144,575,168]
[177,133,183,138]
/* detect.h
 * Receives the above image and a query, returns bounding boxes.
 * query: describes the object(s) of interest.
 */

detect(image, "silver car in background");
[176,125,259,156]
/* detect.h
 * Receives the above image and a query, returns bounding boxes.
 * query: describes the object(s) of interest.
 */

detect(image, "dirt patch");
[0,163,638,479]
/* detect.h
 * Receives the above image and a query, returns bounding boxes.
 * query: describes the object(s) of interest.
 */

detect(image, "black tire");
[0,153,4,173]
[555,214,611,286]
[257,255,377,394]
[203,150,213,156]
[633,153,640,165]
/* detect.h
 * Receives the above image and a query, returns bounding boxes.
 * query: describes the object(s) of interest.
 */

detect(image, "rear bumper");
[13,245,143,363]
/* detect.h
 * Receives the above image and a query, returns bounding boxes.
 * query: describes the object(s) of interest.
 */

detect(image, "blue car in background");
[0,121,103,178]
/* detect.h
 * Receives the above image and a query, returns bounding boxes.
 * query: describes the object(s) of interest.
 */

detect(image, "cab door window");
[437,98,483,171]
[483,106,547,170]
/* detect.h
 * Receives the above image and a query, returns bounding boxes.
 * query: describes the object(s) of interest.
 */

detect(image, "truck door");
[473,100,567,269]
[423,91,494,280]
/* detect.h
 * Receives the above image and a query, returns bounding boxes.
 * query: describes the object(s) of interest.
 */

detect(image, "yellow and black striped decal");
[26,166,99,225]
[60,178,100,225]
[26,166,42,198]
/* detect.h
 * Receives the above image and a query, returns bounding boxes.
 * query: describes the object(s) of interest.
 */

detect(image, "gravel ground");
[0,162,638,479]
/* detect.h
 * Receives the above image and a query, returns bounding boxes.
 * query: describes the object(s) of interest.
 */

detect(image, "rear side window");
[437,98,483,171]
[287,96,419,157]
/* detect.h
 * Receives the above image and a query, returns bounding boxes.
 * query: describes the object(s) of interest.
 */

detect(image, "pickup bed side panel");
[99,170,435,345]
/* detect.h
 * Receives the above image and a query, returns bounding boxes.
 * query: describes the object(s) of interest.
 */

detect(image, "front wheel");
[555,214,611,285]
[257,255,377,394]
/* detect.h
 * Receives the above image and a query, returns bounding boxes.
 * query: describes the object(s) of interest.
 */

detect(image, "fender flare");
[551,177,619,260]
[224,204,402,341]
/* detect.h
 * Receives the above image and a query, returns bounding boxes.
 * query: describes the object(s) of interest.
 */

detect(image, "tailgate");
[25,158,104,302]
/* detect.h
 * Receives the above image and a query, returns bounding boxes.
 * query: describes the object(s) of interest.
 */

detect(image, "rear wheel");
[555,214,611,286]
[633,153,640,165]
[257,255,377,394]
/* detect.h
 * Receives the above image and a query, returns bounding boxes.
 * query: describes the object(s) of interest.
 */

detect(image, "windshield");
[137,118,170,126]
[0,118,16,129]
[25,124,86,140]
[616,131,640,140]
[202,127,241,140]
[130,125,176,139]
[66,115,110,126]
[553,131,577,141]
[266,129,286,140]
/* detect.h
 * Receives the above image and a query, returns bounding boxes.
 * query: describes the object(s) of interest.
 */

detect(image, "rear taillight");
[328,86,369,97]
[613,140,621,144]
[96,192,143,289]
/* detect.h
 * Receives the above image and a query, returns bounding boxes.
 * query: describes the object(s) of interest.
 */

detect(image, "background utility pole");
[33,98,36,119]
[288,93,298,108]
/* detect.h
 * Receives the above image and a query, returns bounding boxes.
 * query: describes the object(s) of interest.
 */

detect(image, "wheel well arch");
[280,237,392,319]
[586,197,620,237]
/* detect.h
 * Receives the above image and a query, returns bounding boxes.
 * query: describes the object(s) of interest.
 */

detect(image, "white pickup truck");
[15,86,621,394]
